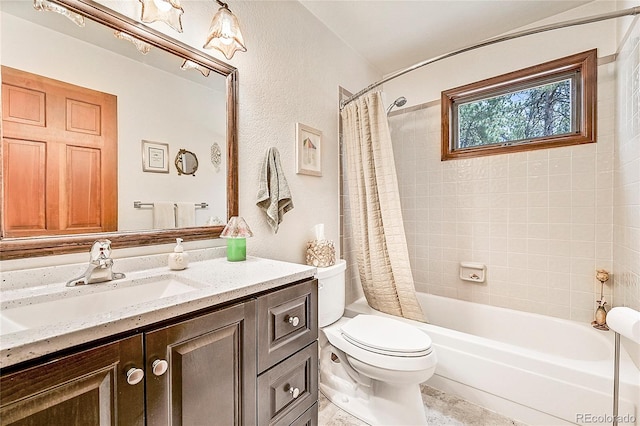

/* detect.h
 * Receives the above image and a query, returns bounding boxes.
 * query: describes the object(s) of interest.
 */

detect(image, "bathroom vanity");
[0,255,318,425]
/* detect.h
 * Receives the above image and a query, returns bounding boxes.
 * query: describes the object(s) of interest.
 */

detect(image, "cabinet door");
[0,334,144,426]
[145,301,257,426]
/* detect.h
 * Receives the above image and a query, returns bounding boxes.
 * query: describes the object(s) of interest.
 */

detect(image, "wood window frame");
[441,49,597,161]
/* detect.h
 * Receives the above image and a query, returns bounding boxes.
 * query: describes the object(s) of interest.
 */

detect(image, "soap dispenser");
[168,238,189,270]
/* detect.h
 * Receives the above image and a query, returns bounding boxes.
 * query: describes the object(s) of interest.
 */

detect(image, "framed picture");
[142,140,169,173]
[295,123,322,176]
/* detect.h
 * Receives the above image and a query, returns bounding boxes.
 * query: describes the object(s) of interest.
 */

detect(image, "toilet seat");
[323,316,437,372]
[340,315,432,357]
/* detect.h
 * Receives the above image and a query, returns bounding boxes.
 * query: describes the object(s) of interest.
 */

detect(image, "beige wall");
[117,0,380,264]
[0,0,380,270]
[230,1,379,264]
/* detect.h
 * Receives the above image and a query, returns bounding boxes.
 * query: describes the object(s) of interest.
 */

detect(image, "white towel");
[256,147,293,233]
[176,202,196,227]
[153,202,175,229]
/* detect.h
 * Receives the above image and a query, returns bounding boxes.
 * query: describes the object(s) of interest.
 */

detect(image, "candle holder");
[220,216,253,262]
[592,269,610,331]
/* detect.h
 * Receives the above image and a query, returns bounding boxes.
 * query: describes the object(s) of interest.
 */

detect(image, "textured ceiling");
[299,0,595,74]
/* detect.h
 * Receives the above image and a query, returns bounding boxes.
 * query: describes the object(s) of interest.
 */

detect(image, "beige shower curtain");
[341,91,425,322]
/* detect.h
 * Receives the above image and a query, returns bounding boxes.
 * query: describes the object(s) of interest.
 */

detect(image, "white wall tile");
[341,18,639,320]
[380,56,622,320]
[613,20,640,311]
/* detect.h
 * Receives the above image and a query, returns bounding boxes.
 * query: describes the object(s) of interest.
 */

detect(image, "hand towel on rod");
[176,202,196,227]
[256,147,294,233]
[153,201,175,229]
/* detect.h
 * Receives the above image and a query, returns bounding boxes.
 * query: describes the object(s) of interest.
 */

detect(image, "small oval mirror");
[175,149,199,176]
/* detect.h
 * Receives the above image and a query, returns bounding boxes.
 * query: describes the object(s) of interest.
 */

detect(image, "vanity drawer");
[291,402,318,426]
[257,279,318,372]
[257,342,318,426]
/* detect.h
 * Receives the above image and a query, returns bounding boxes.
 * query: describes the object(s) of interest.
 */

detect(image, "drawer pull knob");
[288,386,300,399]
[287,316,300,327]
[152,359,169,376]
[126,367,144,385]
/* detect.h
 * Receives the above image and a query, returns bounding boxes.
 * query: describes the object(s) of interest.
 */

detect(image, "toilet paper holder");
[607,307,640,426]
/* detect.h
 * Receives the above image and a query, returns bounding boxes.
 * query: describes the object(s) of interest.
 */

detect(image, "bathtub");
[345,293,639,426]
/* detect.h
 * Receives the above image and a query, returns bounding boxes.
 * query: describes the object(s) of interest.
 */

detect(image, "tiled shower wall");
[614,17,640,312]
[341,21,640,322]
[386,61,617,323]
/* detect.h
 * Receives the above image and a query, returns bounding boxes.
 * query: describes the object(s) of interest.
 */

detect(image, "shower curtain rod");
[339,6,640,110]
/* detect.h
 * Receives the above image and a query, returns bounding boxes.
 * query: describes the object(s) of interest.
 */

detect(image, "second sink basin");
[1,273,203,335]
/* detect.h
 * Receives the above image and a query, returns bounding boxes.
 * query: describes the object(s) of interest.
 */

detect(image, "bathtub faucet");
[66,239,125,287]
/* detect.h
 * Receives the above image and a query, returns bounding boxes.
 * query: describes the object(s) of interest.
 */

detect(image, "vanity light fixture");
[33,0,85,27]
[203,0,247,60]
[181,60,211,77]
[114,31,151,55]
[220,216,253,261]
[138,0,184,33]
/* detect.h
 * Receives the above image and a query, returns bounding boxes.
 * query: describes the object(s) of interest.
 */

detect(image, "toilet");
[317,259,437,425]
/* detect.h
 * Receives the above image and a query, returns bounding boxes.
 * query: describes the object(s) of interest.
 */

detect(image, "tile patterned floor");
[318,384,528,426]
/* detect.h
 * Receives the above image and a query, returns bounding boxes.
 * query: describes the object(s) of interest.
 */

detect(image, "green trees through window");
[458,79,572,148]
[441,49,596,160]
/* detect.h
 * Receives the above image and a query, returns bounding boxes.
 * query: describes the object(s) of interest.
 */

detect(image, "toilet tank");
[316,259,347,327]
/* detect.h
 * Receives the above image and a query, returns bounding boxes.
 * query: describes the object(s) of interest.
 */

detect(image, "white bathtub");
[345,293,639,426]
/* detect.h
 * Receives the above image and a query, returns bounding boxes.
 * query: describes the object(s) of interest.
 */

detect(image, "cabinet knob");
[152,359,169,376]
[288,385,300,399]
[287,316,300,327]
[126,367,144,385]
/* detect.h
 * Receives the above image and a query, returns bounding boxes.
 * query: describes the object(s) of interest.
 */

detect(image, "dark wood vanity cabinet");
[0,301,256,426]
[0,334,145,425]
[145,300,256,425]
[257,279,319,426]
[0,278,318,426]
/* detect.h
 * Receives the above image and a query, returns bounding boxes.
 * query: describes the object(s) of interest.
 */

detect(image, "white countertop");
[0,256,316,369]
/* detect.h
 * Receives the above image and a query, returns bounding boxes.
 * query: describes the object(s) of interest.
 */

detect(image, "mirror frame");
[175,149,199,176]
[0,0,238,260]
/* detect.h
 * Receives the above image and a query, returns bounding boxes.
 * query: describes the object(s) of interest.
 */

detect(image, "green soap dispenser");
[168,238,189,270]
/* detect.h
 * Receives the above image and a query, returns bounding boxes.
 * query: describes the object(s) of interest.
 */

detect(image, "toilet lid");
[340,315,432,357]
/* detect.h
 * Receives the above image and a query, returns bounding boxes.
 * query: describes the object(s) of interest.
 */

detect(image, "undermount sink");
[0,274,203,335]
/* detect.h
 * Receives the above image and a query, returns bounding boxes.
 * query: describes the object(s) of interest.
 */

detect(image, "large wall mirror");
[0,0,238,260]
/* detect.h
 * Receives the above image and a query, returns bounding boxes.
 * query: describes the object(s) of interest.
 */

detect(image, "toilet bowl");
[317,260,437,425]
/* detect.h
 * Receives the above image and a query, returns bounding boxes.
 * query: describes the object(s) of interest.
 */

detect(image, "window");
[441,49,597,160]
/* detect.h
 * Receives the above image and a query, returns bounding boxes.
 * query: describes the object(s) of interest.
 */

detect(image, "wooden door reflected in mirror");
[2,66,117,238]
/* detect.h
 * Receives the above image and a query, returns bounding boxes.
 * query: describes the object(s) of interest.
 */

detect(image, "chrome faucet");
[66,239,125,287]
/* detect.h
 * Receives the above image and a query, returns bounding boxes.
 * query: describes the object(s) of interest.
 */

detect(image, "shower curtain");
[341,91,425,322]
